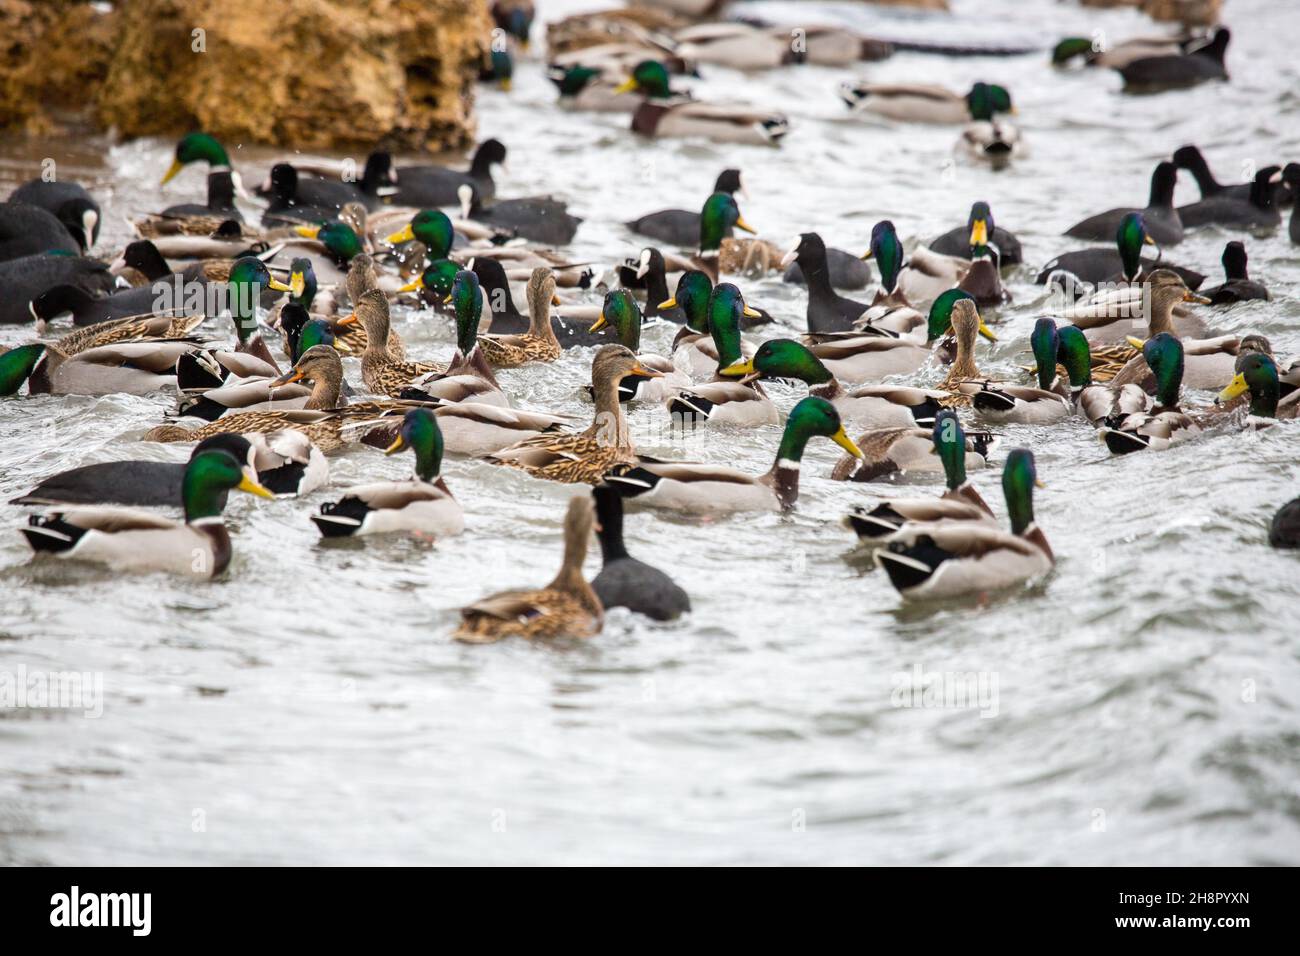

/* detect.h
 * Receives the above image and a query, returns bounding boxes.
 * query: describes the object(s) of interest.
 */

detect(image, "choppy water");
[1,0,1298,865]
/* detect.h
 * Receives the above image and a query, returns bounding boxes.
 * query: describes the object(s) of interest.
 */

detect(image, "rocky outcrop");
[1,0,490,151]
[1079,0,1221,26]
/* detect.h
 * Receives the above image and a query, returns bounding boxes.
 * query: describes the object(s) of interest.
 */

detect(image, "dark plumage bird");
[7,179,101,252]
[470,257,602,345]
[1202,242,1268,304]
[29,284,169,328]
[1179,166,1282,229]
[1171,144,1291,204]
[0,254,114,324]
[781,246,874,291]
[391,139,507,206]
[161,169,241,220]
[620,247,685,323]
[780,232,875,333]
[112,240,173,286]
[928,201,1022,265]
[625,168,743,248]
[261,164,347,227]
[458,184,581,246]
[1270,496,1300,549]
[1118,27,1229,92]
[0,204,81,262]
[590,485,690,622]
[1287,164,1300,245]
[1065,161,1183,244]
[255,151,394,211]
[1037,212,1204,288]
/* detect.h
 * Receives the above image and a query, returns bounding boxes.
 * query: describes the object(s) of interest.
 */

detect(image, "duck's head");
[0,344,48,396]
[163,132,229,183]
[590,289,642,350]
[1221,241,1249,281]
[720,338,832,386]
[227,256,291,335]
[660,269,713,333]
[526,267,559,318]
[337,289,390,343]
[548,64,600,96]
[400,259,460,303]
[481,44,514,91]
[192,433,256,473]
[615,60,672,98]
[864,220,904,292]
[967,201,995,249]
[443,270,484,354]
[715,168,746,198]
[269,343,345,393]
[931,409,969,491]
[927,289,993,343]
[288,257,316,305]
[1116,212,1156,282]
[1145,268,1209,321]
[947,298,993,355]
[1002,448,1043,537]
[386,209,454,260]
[591,343,663,391]
[182,448,273,523]
[385,407,446,482]
[1051,37,1095,65]
[1218,352,1280,418]
[699,192,754,253]
[966,82,1012,121]
[295,222,363,263]
[1029,318,1060,391]
[707,283,761,368]
[1055,325,1093,388]
[778,396,863,464]
[1140,332,1186,408]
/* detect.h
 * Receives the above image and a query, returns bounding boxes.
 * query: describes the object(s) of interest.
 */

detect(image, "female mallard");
[667,284,777,425]
[454,495,603,643]
[615,60,790,146]
[720,338,949,428]
[590,485,691,621]
[958,319,1073,424]
[876,448,1053,600]
[338,290,443,397]
[839,80,1013,124]
[1216,352,1299,425]
[488,345,661,484]
[1202,242,1269,304]
[626,169,744,248]
[20,447,273,578]
[1066,162,1183,245]
[405,271,506,405]
[313,408,464,539]
[603,396,863,514]
[1099,334,1201,454]
[1061,268,1212,352]
[474,268,563,368]
[587,288,689,403]
[842,410,995,545]
[47,311,203,358]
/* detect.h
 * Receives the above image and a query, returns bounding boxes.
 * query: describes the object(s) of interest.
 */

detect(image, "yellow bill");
[266,276,293,293]
[658,297,677,310]
[742,303,762,319]
[978,320,998,343]
[294,225,321,239]
[613,78,638,94]
[589,314,608,333]
[386,225,415,245]
[1125,335,1146,350]
[719,358,755,379]
[384,433,408,455]
[398,276,425,293]
[831,426,865,461]
[969,218,988,247]
[237,469,275,499]
[289,271,306,298]
[161,159,184,185]
[1217,372,1248,404]
[735,216,756,235]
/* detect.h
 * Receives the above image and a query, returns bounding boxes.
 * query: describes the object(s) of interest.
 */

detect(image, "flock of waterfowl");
[2,1,1298,641]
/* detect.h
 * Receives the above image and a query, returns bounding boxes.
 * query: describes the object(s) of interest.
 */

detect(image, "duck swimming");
[616,60,790,146]
[1065,162,1183,244]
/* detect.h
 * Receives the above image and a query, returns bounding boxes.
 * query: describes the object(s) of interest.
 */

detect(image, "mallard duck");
[1100,334,1201,454]
[830,410,993,484]
[488,345,660,484]
[842,409,995,545]
[1179,166,1283,230]
[404,271,506,405]
[20,446,273,578]
[621,247,688,323]
[322,253,405,360]
[7,178,99,252]
[720,338,948,428]
[603,396,863,514]
[0,344,48,396]
[838,80,1013,124]
[959,87,1024,169]
[586,288,688,403]
[626,169,743,247]
[1216,352,1299,425]
[384,209,455,263]
[50,312,203,358]
[1117,27,1228,93]
[392,139,507,207]
[25,340,195,396]
[929,201,1023,266]
[338,290,443,397]
[864,219,977,314]
[590,484,690,621]
[1052,33,1190,70]
[660,270,739,378]
[615,60,789,145]
[666,284,777,425]
[474,268,562,368]
[312,408,464,539]
[1202,242,1269,304]
[158,132,244,221]
[454,495,603,643]
[876,448,1053,600]
[691,191,757,282]
[1059,267,1212,350]
[1054,324,1153,423]
[398,259,462,312]
[1038,211,1184,289]
[1066,162,1183,244]
[548,63,643,112]
[958,319,1073,424]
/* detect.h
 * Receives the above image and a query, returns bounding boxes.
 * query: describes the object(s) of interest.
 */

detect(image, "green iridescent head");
[699,192,753,253]
[724,338,832,386]
[1116,213,1153,282]
[297,222,362,263]
[1001,448,1040,536]
[227,257,291,340]
[448,269,484,355]
[1030,319,1060,391]
[1143,332,1185,408]
[1052,37,1094,65]
[0,344,47,396]
[299,319,342,360]
[966,83,995,121]
[407,259,459,304]
[869,220,905,292]
[389,210,454,261]
[926,288,978,341]
[182,449,270,522]
[482,46,514,90]
[163,133,229,182]
[1055,325,1093,388]
[777,396,861,464]
[549,65,600,96]
[289,257,317,308]
[594,290,642,351]
[708,283,752,369]
[386,408,445,483]
[1220,352,1280,418]
[669,270,713,333]
[619,60,672,98]
[931,409,968,491]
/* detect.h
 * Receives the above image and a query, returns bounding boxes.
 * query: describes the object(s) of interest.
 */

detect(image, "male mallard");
[959,84,1024,169]
[842,410,995,545]
[474,268,563,368]
[958,319,1073,424]
[548,63,643,112]
[20,447,273,578]
[838,80,1013,124]
[661,270,737,378]
[1099,334,1201,454]
[405,271,506,405]
[338,290,443,397]
[1038,211,1181,289]
[929,202,1023,266]
[616,60,789,146]
[626,169,744,248]
[291,221,365,279]
[587,288,689,403]
[876,448,1053,600]
[720,338,949,428]
[488,345,660,484]
[26,340,196,396]
[1054,324,1153,424]
[603,396,863,514]
[1216,353,1299,426]
[313,408,464,539]
[454,495,603,643]
[590,485,691,621]
[0,344,48,396]
[693,191,756,281]
[667,284,777,425]
[1052,33,1190,70]
[159,132,244,221]
[1065,162,1183,245]
[385,209,455,264]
